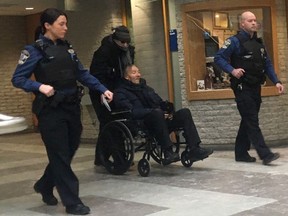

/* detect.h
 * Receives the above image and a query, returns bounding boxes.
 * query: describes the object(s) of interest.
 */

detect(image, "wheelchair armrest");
[111,109,132,120]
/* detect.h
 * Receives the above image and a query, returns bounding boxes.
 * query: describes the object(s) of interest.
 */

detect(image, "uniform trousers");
[233,84,272,159]
[37,103,83,206]
[143,108,201,149]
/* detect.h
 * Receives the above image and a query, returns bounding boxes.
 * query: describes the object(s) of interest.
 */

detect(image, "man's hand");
[231,68,245,79]
[276,82,284,94]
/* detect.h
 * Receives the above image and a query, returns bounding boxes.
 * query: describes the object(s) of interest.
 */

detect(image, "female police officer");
[12,8,113,215]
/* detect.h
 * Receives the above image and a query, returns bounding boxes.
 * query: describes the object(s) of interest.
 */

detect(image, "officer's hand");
[231,68,245,79]
[103,90,113,102]
[39,84,55,97]
[276,82,284,94]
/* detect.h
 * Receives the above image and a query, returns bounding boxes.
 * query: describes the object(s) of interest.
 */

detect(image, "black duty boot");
[262,152,280,165]
[33,182,58,206]
[235,152,256,163]
[66,203,91,215]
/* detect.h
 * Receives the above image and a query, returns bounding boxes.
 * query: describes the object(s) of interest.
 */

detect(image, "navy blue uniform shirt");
[12,34,107,94]
[214,30,280,84]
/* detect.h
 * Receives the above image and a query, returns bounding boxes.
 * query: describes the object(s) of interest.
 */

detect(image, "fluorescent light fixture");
[25,7,34,10]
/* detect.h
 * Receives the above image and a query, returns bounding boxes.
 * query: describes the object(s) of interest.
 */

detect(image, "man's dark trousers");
[144,108,201,149]
[233,85,272,159]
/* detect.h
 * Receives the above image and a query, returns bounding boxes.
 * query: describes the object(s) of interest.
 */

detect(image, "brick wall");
[0,16,33,127]
[175,0,288,146]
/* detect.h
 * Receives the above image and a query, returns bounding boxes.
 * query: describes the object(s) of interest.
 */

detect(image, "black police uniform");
[215,30,281,160]
[12,34,108,207]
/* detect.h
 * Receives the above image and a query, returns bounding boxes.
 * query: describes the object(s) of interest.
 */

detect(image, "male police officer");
[214,11,284,165]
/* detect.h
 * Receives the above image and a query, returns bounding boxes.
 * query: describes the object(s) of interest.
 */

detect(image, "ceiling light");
[25,7,34,10]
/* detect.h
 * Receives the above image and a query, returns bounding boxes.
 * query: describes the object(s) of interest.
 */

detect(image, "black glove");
[160,101,174,114]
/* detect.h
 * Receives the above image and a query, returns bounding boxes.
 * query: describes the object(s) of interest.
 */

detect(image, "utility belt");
[32,86,84,115]
[230,72,265,90]
[49,92,79,106]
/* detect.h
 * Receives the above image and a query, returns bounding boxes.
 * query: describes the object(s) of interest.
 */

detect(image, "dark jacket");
[114,78,163,119]
[89,35,135,91]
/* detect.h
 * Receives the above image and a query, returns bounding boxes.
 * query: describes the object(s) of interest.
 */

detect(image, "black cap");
[112,25,131,43]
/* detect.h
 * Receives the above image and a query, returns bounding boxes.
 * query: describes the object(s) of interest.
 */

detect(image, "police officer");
[12,8,113,215]
[214,11,284,165]
[89,25,135,165]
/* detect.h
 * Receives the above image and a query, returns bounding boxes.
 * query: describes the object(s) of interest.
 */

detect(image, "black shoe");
[235,154,256,163]
[33,182,58,206]
[162,149,180,165]
[189,147,213,160]
[262,152,280,165]
[66,204,90,215]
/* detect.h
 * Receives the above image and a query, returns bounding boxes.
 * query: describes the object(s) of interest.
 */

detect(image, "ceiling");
[0,0,59,16]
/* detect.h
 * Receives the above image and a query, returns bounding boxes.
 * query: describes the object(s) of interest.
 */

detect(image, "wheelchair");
[97,110,201,177]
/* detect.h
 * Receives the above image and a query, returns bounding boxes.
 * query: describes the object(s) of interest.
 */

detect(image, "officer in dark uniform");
[214,11,284,165]
[12,8,113,215]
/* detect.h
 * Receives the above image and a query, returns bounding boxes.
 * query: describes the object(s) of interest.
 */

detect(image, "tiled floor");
[0,132,287,216]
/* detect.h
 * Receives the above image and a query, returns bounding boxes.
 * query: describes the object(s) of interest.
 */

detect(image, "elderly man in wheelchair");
[97,64,213,176]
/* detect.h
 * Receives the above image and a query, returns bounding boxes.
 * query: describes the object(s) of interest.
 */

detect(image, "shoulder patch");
[222,39,231,49]
[68,49,75,54]
[18,50,30,65]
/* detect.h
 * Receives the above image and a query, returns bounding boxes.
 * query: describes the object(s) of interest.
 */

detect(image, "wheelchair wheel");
[181,150,193,167]
[149,138,162,164]
[138,158,150,177]
[98,121,134,175]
